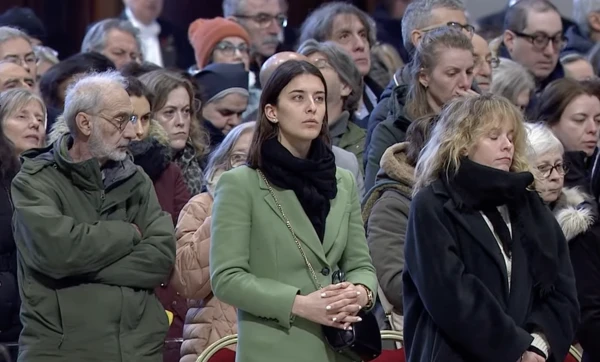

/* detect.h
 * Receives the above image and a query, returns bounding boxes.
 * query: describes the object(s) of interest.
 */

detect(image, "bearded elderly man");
[11,71,175,362]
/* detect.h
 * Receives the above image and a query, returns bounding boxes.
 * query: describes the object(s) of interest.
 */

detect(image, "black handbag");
[258,170,382,361]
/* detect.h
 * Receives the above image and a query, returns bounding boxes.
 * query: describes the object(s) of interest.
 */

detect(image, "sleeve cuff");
[530,332,550,360]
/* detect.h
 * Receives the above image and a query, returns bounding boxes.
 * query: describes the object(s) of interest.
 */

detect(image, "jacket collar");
[257,167,345,266]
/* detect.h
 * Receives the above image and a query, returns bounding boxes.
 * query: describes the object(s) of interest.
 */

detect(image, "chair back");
[373,330,405,362]
[195,334,237,362]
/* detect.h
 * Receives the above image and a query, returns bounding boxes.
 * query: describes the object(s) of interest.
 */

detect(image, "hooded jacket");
[362,142,414,317]
[364,84,411,190]
[562,25,595,57]
[11,134,175,362]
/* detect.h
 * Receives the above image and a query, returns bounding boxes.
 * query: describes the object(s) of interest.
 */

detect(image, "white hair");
[524,122,564,164]
[81,18,141,54]
[62,71,128,135]
[573,0,600,36]
[0,26,31,55]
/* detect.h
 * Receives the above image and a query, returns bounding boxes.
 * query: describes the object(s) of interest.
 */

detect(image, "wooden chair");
[372,330,405,362]
[195,334,237,362]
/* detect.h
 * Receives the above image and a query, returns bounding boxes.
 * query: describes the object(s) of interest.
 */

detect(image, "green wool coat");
[210,166,377,362]
[11,135,175,362]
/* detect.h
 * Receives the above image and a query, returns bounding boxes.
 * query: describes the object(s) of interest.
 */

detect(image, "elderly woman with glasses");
[171,122,255,361]
[525,122,600,362]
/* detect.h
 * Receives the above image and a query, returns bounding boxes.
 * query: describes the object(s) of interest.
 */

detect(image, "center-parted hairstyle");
[247,60,329,169]
[536,77,600,126]
[405,26,473,120]
[414,93,530,194]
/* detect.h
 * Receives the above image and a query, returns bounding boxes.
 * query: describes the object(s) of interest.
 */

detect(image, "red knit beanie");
[188,17,251,69]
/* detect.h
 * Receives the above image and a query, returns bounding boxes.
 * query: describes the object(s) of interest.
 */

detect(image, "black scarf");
[260,137,337,242]
[446,158,559,297]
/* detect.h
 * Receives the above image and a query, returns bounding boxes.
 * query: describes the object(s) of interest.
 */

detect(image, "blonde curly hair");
[414,93,530,194]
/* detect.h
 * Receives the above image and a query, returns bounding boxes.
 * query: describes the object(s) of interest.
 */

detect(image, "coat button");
[321,267,330,276]
[160,283,166,287]
[172,300,177,306]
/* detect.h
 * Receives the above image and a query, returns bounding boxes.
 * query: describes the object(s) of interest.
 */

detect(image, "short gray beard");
[88,127,128,162]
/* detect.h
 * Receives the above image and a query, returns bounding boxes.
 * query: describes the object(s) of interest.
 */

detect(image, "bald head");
[260,52,309,86]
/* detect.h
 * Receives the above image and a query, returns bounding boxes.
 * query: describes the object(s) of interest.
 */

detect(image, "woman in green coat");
[210,60,378,362]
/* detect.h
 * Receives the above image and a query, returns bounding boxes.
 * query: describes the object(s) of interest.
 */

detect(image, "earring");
[270,118,278,124]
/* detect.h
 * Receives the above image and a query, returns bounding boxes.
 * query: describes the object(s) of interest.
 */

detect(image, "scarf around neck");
[446,158,559,297]
[260,137,337,242]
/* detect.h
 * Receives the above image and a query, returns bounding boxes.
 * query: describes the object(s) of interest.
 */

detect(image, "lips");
[23,135,40,143]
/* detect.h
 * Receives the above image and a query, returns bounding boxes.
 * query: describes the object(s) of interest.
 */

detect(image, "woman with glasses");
[365,26,476,190]
[171,122,255,361]
[188,17,260,120]
[526,122,600,362]
[536,78,600,197]
[404,94,578,362]
[140,69,210,196]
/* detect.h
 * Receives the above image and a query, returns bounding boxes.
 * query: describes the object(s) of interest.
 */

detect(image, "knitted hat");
[0,7,46,43]
[188,17,251,69]
[194,63,249,104]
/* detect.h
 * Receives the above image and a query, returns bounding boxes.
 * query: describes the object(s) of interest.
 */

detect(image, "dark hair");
[39,51,115,110]
[405,115,440,167]
[125,76,155,108]
[247,60,329,169]
[504,0,559,32]
[536,78,600,126]
[120,61,162,78]
[0,102,20,180]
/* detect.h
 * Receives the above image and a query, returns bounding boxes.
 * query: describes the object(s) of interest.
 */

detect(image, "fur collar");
[361,142,414,224]
[552,187,597,241]
[378,142,415,188]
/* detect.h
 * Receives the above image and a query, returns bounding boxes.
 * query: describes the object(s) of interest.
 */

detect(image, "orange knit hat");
[188,17,252,69]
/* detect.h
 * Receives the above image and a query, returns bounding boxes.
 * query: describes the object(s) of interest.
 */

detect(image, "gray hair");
[297,39,364,113]
[0,26,31,53]
[561,52,588,66]
[298,2,376,47]
[204,122,255,194]
[222,0,288,17]
[0,88,47,128]
[525,122,564,164]
[81,18,141,54]
[490,57,535,106]
[401,0,466,56]
[34,45,59,67]
[63,71,128,135]
[574,0,600,36]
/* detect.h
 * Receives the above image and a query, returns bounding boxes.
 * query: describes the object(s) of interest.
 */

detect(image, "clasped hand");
[292,282,368,330]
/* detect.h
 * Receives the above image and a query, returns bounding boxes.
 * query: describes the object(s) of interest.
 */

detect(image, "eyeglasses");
[234,13,288,29]
[3,53,37,67]
[228,152,248,168]
[419,22,475,38]
[311,58,332,70]
[537,162,569,179]
[512,31,566,51]
[214,42,249,56]
[94,113,138,132]
[476,56,500,69]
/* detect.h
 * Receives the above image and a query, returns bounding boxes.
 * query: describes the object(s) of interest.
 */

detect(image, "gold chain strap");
[257,169,324,290]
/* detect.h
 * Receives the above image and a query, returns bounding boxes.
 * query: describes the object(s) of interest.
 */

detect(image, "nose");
[542,41,555,56]
[481,61,492,77]
[457,72,471,90]
[28,115,41,129]
[267,19,282,35]
[548,167,561,182]
[353,35,366,51]
[586,118,599,135]
[174,111,185,127]
[134,120,145,139]
[122,120,137,140]
[230,114,243,128]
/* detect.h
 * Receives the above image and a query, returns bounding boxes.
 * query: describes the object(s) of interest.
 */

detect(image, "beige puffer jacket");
[171,192,237,362]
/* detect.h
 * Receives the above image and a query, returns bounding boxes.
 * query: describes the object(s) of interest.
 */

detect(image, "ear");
[410,30,423,48]
[503,30,516,53]
[588,12,600,33]
[418,68,430,88]
[264,104,278,123]
[340,82,351,98]
[76,112,92,137]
